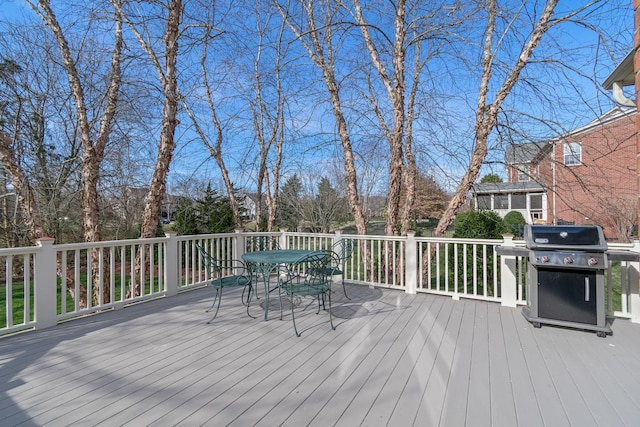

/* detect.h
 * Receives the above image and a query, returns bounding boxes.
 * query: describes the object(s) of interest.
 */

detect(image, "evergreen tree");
[174,198,199,235]
[195,184,236,233]
[277,174,302,231]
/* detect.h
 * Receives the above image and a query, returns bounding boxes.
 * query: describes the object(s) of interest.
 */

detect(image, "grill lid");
[524,225,607,251]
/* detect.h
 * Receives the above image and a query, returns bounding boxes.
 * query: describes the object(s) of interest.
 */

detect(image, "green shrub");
[503,211,527,238]
[447,210,505,297]
[453,210,506,239]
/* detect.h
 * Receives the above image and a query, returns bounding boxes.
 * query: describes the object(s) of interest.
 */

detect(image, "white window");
[494,194,509,209]
[517,165,530,182]
[477,195,491,209]
[564,142,581,166]
[511,193,526,209]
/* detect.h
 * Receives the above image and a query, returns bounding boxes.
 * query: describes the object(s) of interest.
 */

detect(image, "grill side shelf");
[495,246,529,257]
[607,250,640,262]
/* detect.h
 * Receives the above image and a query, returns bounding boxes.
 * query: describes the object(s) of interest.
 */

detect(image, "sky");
[0,0,635,198]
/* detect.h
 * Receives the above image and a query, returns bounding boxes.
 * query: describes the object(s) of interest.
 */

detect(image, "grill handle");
[584,277,590,302]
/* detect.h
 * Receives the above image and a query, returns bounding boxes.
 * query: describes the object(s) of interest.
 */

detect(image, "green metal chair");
[313,239,355,299]
[278,251,335,337]
[195,243,253,323]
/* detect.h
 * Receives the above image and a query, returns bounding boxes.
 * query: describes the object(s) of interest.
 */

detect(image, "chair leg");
[244,285,256,319]
[327,290,335,330]
[341,277,351,300]
[290,294,300,337]
[206,286,222,324]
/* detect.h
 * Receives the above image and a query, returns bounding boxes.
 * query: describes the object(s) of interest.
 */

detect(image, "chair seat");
[281,282,330,297]
[310,266,342,276]
[217,275,251,288]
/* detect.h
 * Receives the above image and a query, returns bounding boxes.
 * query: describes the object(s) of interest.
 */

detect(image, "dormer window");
[517,165,530,182]
[564,142,581,166]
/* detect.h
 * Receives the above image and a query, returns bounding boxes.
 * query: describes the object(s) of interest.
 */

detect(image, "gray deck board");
[1,284,640,426]
[464,301,491,426]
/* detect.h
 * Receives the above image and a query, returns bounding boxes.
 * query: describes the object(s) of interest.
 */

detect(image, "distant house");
[472,107,637,240]
[474,141,550,224]
[241,194,258,221]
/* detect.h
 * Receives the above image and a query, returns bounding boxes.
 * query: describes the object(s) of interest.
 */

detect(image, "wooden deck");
[1,284,640,426]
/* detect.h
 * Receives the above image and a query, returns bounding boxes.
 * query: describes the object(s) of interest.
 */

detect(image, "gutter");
[612,81,636,107]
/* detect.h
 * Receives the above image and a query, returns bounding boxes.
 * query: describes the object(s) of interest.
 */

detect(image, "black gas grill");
[499,225,612,337]
[523,225,612,337]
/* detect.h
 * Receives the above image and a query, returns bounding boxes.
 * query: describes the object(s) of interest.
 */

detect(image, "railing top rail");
[0,246,39,256]
[415,236,504,244]
[176,232,240,242]
[53,236,169,250]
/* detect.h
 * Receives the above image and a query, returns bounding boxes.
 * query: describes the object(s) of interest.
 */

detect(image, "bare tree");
[351,0,407,236]
[26,0,123,245]
[277,0,367,235]
[117,0,182,296]
[433,0,607,236]
[119,0,182,240]
[20,0,124,305]
[249,8,288,232]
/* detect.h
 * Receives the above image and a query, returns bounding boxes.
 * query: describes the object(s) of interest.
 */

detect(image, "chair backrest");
[332,239,354,264]
[300,251,333,281]
[246,235,280,252]
[195,243,222,276]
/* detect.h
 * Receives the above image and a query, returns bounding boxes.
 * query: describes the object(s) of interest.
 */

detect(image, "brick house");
[473,107,637,240]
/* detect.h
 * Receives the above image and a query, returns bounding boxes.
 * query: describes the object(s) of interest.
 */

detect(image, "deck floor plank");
[359,296,456,425]
[270,291,424,427]
[437,299,478,427]
[463,300,491,426]
[1,284,640,426]
[486,302,519,427]
[329,293,442,427]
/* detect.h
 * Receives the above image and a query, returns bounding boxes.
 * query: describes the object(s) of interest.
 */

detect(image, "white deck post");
[630,240,640,323]
[234,229,246,261]
[500,234,518,307]
[333,229,343,247]
[164,231,178,297]
[35,237,57,329]
[279,228,288,249]
[405,231,417,294]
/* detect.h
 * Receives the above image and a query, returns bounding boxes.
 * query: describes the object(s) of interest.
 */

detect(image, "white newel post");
[279,228,288,250]
[235,229,246,261]
[500,234,518,308]
[35,237,57,329]
[164,231,178,297]
[405,231,417,294]
[333,229,343,248]
[630,240,640,323]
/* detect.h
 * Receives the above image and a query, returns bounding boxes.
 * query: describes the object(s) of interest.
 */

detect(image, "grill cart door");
[537,268,597,325]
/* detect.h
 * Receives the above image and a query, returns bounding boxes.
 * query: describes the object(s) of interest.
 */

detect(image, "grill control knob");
[541,255,550,263]
[588,257,598,266]
[564,256,574,264]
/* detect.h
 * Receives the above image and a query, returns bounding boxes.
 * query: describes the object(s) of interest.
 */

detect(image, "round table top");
[242,249,326,264]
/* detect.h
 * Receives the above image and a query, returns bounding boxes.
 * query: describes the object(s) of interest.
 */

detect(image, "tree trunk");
[134,0,182,296]
[26,0,124,305]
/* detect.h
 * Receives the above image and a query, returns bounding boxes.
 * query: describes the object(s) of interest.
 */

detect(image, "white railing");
[1,230,639,336]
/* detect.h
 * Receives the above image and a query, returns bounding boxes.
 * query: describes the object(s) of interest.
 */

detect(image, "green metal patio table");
[242,249,326,320]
